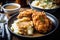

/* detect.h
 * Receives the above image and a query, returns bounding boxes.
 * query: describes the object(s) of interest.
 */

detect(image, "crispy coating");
[17,9,33,19]
[17,9,37,20]
[32,12,52,33]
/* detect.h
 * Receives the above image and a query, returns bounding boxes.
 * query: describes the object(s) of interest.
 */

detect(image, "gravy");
[4,5,18,9]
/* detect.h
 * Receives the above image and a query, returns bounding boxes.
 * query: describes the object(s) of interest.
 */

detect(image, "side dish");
[31,0,58,9]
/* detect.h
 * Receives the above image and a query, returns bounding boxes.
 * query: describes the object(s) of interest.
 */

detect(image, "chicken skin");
[17,9,33,19]
[32,11,52,33]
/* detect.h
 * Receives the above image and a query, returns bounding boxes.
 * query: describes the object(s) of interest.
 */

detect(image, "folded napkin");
[0,13,11,40]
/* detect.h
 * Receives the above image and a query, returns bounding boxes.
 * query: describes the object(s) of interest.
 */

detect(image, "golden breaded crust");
[17,9,33,19]
[32,12,52,33]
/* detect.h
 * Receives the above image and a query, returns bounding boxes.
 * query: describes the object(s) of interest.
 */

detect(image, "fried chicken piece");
[17,9,33,19]
[32,11,52,33]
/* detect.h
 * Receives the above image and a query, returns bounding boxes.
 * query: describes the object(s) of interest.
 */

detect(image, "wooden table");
[4,8,60,40]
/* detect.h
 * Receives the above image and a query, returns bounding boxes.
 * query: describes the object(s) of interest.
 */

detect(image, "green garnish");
[40,16,45,23]
[39,0,40,3]
[44,0,52,4]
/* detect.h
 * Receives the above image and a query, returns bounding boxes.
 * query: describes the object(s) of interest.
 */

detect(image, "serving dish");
[28,0,60,13]
[8,11,59,40]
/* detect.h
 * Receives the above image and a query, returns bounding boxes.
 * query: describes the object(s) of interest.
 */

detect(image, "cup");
[2,3,21,14]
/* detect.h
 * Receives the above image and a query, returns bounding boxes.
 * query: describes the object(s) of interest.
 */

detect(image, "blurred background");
[0,0,29,7]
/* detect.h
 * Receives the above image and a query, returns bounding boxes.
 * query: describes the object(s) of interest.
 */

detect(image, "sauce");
[4,5,18,9]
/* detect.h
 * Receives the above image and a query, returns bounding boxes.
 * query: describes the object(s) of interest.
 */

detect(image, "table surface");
[4,7,60,40]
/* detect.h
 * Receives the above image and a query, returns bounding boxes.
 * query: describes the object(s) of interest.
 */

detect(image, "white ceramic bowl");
[2,3,21,14]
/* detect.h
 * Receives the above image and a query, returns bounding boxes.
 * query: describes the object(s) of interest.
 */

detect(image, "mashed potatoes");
[11,17,33,35]
[31,0,58,9]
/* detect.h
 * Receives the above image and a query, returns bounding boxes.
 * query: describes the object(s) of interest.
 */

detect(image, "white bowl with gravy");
[2,3,21,14]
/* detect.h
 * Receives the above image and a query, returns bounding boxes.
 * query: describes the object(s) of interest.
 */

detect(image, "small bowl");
[28,0,60,13]
[2,3,21,14]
